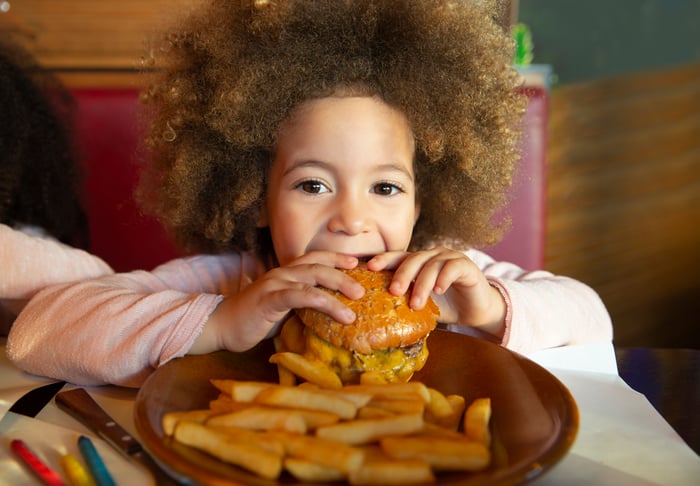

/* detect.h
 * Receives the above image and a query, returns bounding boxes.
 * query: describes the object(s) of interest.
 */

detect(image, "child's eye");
[296,180,329,194]
[372,182,403,196]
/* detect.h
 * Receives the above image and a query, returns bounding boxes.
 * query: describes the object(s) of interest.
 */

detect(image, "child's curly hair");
[139,0,525,258]
[0,40,88,247]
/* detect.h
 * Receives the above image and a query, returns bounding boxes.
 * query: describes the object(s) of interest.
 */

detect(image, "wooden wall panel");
[546,63,700,348]
[0,0,201,87]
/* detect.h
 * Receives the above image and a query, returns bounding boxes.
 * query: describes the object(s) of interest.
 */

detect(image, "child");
[0,41,113,333]
[8,0,611,386]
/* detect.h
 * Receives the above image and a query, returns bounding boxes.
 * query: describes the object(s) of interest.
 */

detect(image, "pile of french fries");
[162,372,493,483]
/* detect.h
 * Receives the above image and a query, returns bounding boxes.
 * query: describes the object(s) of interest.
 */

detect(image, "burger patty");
[400,339,426,359]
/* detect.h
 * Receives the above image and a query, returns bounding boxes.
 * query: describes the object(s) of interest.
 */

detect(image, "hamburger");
[285,263,440,384]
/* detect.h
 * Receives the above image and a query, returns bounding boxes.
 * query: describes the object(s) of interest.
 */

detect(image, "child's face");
[266,96,419,266]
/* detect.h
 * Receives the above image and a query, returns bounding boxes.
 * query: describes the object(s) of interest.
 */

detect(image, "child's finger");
[290,251,358,270]
[386,249,443,296]
[364,251,408,272]
[282,287,356,324]
[432,257,481,294]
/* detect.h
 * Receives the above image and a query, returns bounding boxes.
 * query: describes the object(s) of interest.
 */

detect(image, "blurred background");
[517,0,700,349]
[1,0,698,349]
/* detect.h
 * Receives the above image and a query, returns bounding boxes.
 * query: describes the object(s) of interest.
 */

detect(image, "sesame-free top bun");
[296,264,440,355]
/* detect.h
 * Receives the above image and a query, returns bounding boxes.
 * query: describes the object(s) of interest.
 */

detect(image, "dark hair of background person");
[0,40,89,248]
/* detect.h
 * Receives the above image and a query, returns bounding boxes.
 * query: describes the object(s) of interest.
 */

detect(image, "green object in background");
[512,23,534,66]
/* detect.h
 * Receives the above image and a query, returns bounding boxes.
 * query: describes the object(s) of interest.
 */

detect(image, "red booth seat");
[73,89,181,272]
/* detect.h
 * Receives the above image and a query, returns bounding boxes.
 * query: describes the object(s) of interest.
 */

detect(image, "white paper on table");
[0,411,154,485]
[534,368,700,485]
[527,341,619,375]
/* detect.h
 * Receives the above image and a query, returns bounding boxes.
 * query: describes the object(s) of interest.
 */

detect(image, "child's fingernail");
[343,309,356,322]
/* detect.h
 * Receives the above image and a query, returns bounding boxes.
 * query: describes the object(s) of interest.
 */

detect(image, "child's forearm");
[7,276,221,387]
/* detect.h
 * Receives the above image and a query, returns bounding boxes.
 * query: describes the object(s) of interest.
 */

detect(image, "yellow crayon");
[60,453,96,486]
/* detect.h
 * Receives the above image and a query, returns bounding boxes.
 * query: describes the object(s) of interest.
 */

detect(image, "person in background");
[0,40,113,334]
[7,0,612,386]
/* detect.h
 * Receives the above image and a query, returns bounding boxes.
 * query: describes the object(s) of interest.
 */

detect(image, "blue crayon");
[77,436,116,486]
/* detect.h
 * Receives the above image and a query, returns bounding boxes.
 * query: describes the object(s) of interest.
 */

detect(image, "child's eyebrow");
[373,163,415,182]
[281,159,330,177]
[282,160,414,181]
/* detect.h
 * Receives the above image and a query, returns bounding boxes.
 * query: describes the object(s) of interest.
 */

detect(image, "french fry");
[356,405,394,419]
[447,394,466,411]
[419,422,467,440]
[209,393,255,414]
[276,363,298,386]
[215,426,286,456]
[209,393,235,413]
[348,458,435,485]
[359,370,389,385]
[221,406,340,430]
[277,433,364,474]
[254,384,358,419]
[464,397,492,446]
[269,352,343,389]
[295,409,341,429]
[316,387,372,408]
[425,387,453,420]
[210,379,235,396]
[343,382,431,403]
[380,436,490,471]
[206,406,308,434]
[279,315,306,354]
[442,394,467,430]
[367,397,425,415]
[173,421,283,479]
[230,380,274,402]
[284,457,345,482]
[316,413,423,445]
[162,410,213,436]
[357,444,389,461]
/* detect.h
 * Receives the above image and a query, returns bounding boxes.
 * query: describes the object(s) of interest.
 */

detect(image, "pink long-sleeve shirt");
[0,224,114,333]
[0,224,113,299]
[6,245,612,387]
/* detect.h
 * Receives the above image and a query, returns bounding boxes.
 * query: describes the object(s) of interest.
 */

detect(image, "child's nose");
[327,196,371,235]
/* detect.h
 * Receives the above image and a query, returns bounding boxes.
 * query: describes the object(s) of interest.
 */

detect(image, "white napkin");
[0,411,154,485]
[536,369,700,485]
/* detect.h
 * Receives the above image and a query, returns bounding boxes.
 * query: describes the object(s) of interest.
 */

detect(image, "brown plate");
[134,330,578,485]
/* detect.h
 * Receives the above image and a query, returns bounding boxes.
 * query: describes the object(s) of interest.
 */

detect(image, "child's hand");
[192,252,364,354]
[367,248,506,339]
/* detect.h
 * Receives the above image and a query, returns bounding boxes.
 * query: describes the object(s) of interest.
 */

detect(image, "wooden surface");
[546,63,700,348]
[0,0,200,87]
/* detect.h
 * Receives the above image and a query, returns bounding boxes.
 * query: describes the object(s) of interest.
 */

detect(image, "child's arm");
[0,224,113,300]
[6,254,246,387]
[368,247,612,354]
[468,248,613,353]
[1,224,114,335]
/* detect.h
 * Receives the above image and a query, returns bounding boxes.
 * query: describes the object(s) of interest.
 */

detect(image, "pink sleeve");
[6,253,254,387]
[0,224,113,299]
[448,249,613,354]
